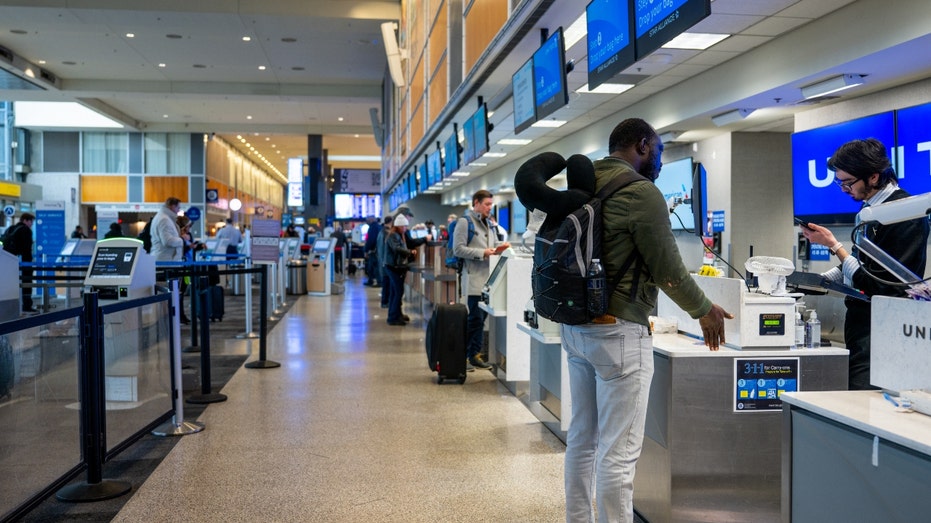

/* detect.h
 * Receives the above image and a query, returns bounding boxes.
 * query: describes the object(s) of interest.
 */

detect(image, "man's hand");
[698,303,734,351]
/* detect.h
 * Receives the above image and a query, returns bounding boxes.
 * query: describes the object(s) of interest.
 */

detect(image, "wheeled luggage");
[200,285,224,322]
[425,303,468,384]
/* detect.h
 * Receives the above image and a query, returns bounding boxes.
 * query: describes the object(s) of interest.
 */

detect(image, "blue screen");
[419,162,428,192]
[428,150,442,186]
[655,157,694,230]
[896,102,931,194]
[511,198,527,234]
[472,105,488,160]
[635,0,689,38]
[512,58,536,133]
[462,116,475,165]
[533,28,567,121]
[792,112,895,224]
[443,133,459,176]
[586,0,635,90]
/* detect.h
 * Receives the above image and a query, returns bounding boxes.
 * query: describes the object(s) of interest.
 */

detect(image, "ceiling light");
[662,32,729,50]
[162,114,168,118]
[469,162,487,167]
[711,108,754,126]
[563,12,588,49]
[532,119,567,128]
[338,117,344,122]
[258,65,266,70]
[452,171,470,177]
[38,60,46,64]
[126,33,135,38]
[483,152,507,158]
[497,138,532,146]
[576,83,635,94]
[242,36,252,42]
[658,131,682,143]
[801,74,864,99]
[158,63,166,68]
[246,115,253,120]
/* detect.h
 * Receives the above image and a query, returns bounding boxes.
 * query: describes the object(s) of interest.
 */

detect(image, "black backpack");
[531,172,645,325]
[1,223,22,255]
[138,218,153,253]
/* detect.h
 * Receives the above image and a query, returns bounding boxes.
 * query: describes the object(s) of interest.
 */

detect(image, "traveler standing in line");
[363,215,381,287]
[452,190,509,370]
[376,215,393,308]
[71,225,87,239]
[3,213,37,313]
[801,138,929,390]
[150,197,184,262]
[216,218,242,259]
[562,118,731,523]
[330,221,347,275]
[104,222,124,239]
[385,214,414,326]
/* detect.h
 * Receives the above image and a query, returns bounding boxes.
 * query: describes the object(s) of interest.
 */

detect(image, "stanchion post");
[245,263,280,369]
[56,292,132,502]
[183,264,200,352]
[153,279,204,436]
[187,275,227,404]
[235,257,258,339]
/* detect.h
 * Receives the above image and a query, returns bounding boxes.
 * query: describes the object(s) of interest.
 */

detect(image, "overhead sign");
[333,169,381,193]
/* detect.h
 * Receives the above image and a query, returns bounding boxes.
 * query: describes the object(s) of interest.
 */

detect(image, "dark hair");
[383,216,393,225]
[165,196,181,207]
[827,138,896,188]
[472,189,493,205]
[608,118,657,154]
[20,212,35,222]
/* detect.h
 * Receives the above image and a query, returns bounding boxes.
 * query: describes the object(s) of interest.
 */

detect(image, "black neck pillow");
[514,152,596,233]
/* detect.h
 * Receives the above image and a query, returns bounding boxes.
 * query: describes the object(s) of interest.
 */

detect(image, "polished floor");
[110,277,567,522]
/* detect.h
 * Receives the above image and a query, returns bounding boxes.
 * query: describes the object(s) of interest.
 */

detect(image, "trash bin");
[287,260,307,294]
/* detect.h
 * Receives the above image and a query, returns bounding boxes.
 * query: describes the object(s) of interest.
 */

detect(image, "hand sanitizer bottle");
[805,310,821,348]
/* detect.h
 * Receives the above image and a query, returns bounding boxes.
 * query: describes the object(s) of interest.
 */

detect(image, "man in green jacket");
[563,118,732,523]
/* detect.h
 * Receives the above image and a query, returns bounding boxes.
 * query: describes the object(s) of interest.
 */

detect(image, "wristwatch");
[829,242,843,256]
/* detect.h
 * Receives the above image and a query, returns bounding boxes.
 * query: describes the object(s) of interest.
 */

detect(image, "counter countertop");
[651,333,849,358]
[781,390,931,456]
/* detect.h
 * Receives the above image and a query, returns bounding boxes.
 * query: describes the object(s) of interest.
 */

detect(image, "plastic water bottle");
[795,312,805,349]
[805,310,821,348]
[587,258,606,317]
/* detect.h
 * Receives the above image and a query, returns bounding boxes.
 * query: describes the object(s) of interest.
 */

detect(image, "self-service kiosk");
[0,249,20,321]
[83,238,155,303]
[307,237,336,296]
[481,253,509,312]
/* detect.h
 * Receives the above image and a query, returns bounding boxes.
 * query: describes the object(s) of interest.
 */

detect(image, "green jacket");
[594,157,711,326]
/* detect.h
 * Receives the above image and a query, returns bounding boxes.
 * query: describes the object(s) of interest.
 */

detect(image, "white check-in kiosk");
[307,237,336,296]
[83,238,155,303]
[0,249,19,321]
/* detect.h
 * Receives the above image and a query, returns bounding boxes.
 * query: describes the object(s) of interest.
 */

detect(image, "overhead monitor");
[461,111,475,164]
[419,161,429,193]
[427,148,442,186]
[512,58,536,134]
[634,0,711,60]
[655,157,696,231]
[334,193,382,220]
[533,27,569,121]
[586,0,636,91]
[471,104,489,161]
[443,130,460,177]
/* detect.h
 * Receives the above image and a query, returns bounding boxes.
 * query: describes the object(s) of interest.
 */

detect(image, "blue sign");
[710,210,725,233]
[635,0,690,38]
[895,102,931,194]
[809,243,830,261]
[3,205,14,217]
[533,28,567,121]
[634,0,710,60]
[587,0,635,90]
[185,206,201,222]
[791,112,895,224]
[734,358,799,412]
[205,188,219,203]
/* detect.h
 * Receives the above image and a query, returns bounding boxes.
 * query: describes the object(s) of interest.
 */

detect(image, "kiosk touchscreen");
[73,239,97,258]
[482,254,509,311]
[308,238,336,295]
[286,238,300,260]
[83,238,155,302]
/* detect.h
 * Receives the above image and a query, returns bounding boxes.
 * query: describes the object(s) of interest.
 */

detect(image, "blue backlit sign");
[895,102,931,193]
[587,0,635,90]
[533,28,568,121]
[634,0,710,60]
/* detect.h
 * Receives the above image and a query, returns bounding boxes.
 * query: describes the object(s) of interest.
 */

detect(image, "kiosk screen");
[89,246,137,278]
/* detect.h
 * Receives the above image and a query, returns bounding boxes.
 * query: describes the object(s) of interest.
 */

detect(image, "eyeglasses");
[833,177,863,191]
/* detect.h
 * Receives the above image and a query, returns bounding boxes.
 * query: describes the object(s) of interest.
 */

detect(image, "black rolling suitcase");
[425,303,468,384]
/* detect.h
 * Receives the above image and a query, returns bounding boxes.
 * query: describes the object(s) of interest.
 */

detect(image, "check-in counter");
[781,391,931,522]
[481,255,534,394]
[633,334,848,523]
[516,321,568,440]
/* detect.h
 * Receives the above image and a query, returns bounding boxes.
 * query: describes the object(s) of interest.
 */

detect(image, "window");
[83,132,128,173]
[145,133,191,174]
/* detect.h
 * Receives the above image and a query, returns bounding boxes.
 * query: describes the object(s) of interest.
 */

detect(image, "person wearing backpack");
[2,213,37,313]
[558,119,732,523]
[452,190,509,370]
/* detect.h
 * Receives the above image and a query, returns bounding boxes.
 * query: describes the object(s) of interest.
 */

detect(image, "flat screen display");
[486,256,508,289]
[533,27,569,121]
[635,0,711,60]
[792,112,894,224]
[587,0,636,90]
[461,116,475,165]
[334,193,382,220]
[74,239,97,256]
[59,238,78,256]
[89,246,137,278]
[313,239,332,255]
[895,102,931,195]
[497,204,510,233]
[428,149,442,187]
[656,157,695,231]
[512,58,536,134]
[443,132,460,176]
[511,199,527,235]
[419,162,428,193]
[471,104,489,160]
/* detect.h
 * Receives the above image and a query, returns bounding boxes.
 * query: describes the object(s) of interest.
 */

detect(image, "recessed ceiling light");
[576,83,635,94]
[354,134,359,138]
[662,32,729,50]
[242,36,252,42]
[246,115,253,120]
[162,114,168,118]
[271,144,276,148]
[258,65,266,70]
[483,152,507,158]
[245,143,251,147]
[497,138,532,146]
[532,119,567,128]
[236,135,242,139]
[265,137,270,141]
[338,117,344,122]
[38,60,46,64]
[158,63,166,68]
[126,33,135,38]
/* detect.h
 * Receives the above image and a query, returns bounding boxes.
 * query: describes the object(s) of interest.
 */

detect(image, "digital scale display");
[758,313,786,336]
[734,357,799,412]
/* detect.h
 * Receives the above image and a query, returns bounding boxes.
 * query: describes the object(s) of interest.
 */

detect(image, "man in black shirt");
[3,213,37,313]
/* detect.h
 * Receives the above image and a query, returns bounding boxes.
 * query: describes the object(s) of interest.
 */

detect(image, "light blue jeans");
[561,319,654,523]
